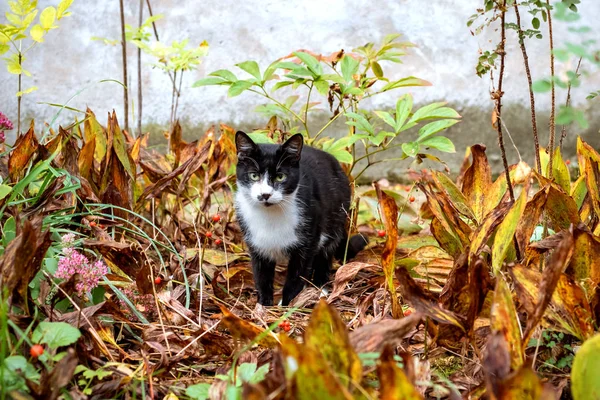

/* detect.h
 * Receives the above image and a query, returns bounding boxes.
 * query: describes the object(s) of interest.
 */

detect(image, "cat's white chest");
[235,189,301,262]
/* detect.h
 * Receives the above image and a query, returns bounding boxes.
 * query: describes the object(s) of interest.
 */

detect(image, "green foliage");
[186,363,270,400]
[31,321,81,349]
[572,334,600,400]
[528,331,576,372]
[194,34,459,178]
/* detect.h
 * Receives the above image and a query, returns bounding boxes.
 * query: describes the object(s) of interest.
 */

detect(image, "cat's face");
[235,131,303,207]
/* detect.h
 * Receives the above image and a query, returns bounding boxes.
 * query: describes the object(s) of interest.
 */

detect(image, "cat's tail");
[335,234,368,262]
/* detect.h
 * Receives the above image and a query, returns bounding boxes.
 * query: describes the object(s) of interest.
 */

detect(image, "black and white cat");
[234,131,366,306]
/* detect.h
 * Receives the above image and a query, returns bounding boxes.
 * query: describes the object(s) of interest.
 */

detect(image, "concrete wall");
[1,0,599,178]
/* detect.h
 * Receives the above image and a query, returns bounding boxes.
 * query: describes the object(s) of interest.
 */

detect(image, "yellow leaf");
[490,278,523,370]
[29,24,44,42]
[57,0,74,19]
[39,7,56,30]
[492,189,527,273]
[378,346,423,400]
[16,85,37,97]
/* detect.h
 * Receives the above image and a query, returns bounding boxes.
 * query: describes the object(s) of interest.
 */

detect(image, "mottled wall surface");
[1,0,599,177]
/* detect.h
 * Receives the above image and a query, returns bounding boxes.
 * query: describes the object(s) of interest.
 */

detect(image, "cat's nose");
[258,193,271,201]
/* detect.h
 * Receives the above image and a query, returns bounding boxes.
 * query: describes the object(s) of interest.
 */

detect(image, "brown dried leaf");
[461,144,492,223]
[8,120,39,182]
[349,313,421,353]
[218,304,278,348]
[375,182,402,318]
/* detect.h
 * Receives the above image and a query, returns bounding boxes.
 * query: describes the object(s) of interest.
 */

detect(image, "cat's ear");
[281,134,303,161]
[236,131,258,156]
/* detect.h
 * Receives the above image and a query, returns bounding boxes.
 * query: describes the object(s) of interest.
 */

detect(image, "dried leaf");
[492,190,527,273]
[304,300,362,386]
[490,278,523,371]
[377,345,423,400]
[218,305,278,348]
[350,313,421,353]
[8,120,39,182]
[461,144,492,222]
[375,182,402,318]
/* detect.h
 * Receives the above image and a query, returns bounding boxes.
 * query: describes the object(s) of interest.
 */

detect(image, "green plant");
[0,0,74,133]
[186,362,270,400]
[193,34,460,180]
[528,330,576,371]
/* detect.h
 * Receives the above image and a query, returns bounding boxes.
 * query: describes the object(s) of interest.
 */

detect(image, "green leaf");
[420,136,455,153]
[228,80,254,97]
[314,79,330,95]
[327,148,353,164]
[186,383,211,400]
[368,131,394,146]
[343,86,363,96]
[395,94,413,132]
[272,80,294,91]
[294,51,322,76]
[417,119,459,140]
[262,60,279,81]
[192,77,228,87]
[31,322,81,349]
[0,184,12,200]
[236,60,261,81]
[209,69,237,82]
[402,142,420,157]
[381,76,431,92]
[345,112,374,134]
[374,111,396,128]
[39,7,57,30]
[30,24,44,42]
[532,17,540,29]
[0,43,9,55]
[532,79,552,92]
[340,54,359,83]
[371,61,384,78]
[572,334,600,400]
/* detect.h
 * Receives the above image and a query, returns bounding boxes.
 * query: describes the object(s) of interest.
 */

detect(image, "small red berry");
[98,224,105,229]
[89,221,97,227]
[215,239,223,245]
[565,159,571,165]
[409,196,415,203]
[154,277,162,285]
[205,232,213,238]
[212,214,221,223]
[279,320,291,332]
[30,344,44,358]
[377,229,386,238]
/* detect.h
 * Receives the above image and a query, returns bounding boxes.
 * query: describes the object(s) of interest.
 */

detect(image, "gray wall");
[1,0,599,177]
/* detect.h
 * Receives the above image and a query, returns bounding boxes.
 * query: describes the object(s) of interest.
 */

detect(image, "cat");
[234,131,367,306]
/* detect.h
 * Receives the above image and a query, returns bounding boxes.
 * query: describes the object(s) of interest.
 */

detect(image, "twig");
[559,57,583,149]
[137,0,143,137]
[499,115,522,162]
[494,3,515,202]
[17,50,22,134]
[119,0,129,131]
[546,0,556,179]
[514,3,541,174]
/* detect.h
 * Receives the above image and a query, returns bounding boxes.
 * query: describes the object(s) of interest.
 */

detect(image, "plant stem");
[17,51,22,135]
[546,0,555,179]
[514,3,541,174]
[303,82,313,135]
[173,70,184,123]
[249,88,308,133]
[495,4,515,202]
[313,110,343,140]
[559,57,582,149]
[137,0,143,137]
[119,0,130,132]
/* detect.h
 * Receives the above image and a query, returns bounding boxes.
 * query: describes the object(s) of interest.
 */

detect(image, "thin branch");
[119,0,129,131]
[495,2,515,202]
[137,0,143,137]
[514,3,541,174]
[17,51,22,135]
[559,57,583,149]
[546,0,555,179]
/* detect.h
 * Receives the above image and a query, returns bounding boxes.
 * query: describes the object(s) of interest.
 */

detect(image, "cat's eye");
[249,172,260,181]
[275,173,286,182]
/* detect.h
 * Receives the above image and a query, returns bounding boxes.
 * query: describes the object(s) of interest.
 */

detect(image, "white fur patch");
[236,186,301,263]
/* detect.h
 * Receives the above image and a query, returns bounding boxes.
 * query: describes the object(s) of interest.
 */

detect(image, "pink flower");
[0,112,13,131]
[55,248,109,296]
